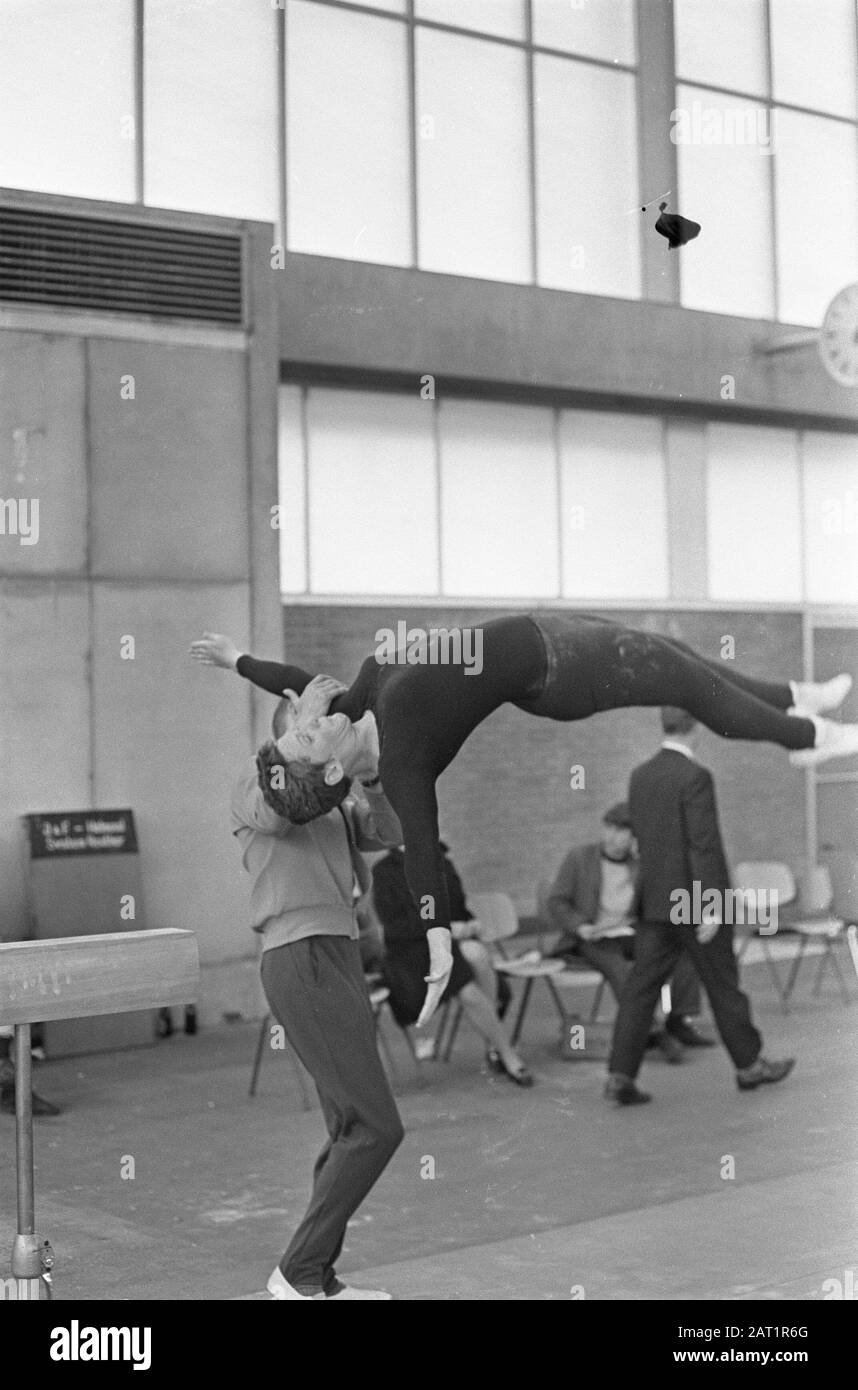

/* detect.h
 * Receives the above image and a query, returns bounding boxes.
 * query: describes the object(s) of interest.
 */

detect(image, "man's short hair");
[603,801,632,829]
[660,706,698,736]
[256,740,351,824]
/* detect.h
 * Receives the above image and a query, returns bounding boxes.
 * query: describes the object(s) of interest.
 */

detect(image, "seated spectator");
[372,843,532,1086]
[547,803,713,1057]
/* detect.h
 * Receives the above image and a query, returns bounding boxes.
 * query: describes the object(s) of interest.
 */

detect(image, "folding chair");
[433,891,521,1061]
[733,861,798,1012]
[782,866,851,1006]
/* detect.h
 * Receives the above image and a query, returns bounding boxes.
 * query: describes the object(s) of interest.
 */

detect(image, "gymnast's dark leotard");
[237,613,814,938]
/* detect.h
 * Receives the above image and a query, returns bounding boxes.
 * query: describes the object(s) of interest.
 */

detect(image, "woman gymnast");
[191,612,856,1024]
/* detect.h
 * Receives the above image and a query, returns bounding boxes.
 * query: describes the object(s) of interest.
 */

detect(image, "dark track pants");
[608,921,763,1078]
[260,936,404,1296]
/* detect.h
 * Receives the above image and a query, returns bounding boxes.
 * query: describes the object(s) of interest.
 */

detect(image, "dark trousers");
[609,921,762,1078]
[526,614,813,750]
[577,935,701,1017]
[260,936,404,1296]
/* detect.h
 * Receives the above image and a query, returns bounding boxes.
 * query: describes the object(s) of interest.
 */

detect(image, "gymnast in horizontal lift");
[191,612,856,1024]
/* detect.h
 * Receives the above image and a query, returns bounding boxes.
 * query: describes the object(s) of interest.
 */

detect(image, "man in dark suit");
[547,802,712,1053]
[605,707,795,1106]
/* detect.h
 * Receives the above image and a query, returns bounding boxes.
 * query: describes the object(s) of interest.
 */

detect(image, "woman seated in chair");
[372,843,533,1087]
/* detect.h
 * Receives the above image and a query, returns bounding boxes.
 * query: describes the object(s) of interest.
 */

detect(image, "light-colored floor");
[1,964,856,1301]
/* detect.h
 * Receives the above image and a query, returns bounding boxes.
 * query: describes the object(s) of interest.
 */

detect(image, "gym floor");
[1,966,855,1302]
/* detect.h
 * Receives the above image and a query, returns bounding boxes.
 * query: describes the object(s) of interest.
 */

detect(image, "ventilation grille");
[0,206,243,324]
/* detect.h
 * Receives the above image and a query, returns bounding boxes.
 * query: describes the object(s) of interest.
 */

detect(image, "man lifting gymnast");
[192,612,855,1025]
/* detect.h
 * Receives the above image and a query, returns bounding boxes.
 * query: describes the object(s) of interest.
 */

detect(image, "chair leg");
[510,978,533,1046]
[441,1002,463,1063]
[546,978,572,1024]
[782,938,808,1006]
[811,945,830,997]
[589,978,606,1023]
[763,943,790,1013]
[249,1013,270,1097]
[827,944,852,1005]
[433,1000,452,1059]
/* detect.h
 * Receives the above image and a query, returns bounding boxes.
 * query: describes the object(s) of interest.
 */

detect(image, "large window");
[535,57,640,297]
[674,0,858,324]
[705,426,802,601]
[2,0,855,324]
[286,2,412,264]
[0,0,135,203]
[280,385,857,608]
[145,0,278,221]
[416,29,531,281]
[0,0,642,300]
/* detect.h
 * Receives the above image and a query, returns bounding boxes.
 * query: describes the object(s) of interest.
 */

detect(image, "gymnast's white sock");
[789,673,852,716]
[790,717,858,767]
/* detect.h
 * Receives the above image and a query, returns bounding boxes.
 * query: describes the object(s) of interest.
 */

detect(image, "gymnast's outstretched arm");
[188,631,316,696]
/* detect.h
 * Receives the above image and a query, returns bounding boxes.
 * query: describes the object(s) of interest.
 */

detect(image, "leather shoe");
[604,1075,651,1106]
[736,1056,795,1091]
[667,1017,716,1047]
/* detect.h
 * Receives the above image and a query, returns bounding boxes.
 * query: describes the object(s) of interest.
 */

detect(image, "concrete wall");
[0,202,281,1025]
[280,604,806,914]
[278,253,858,430]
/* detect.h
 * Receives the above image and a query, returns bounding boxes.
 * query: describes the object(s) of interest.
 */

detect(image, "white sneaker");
[324,1284,393,1300]
[790,718,858,768]
[267,1267,323,1300]
[790,673,852,717]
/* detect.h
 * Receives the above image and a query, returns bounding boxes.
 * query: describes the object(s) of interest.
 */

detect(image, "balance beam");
[0,928,199,1300]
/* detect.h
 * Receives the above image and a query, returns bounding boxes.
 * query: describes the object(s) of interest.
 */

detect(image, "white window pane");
[416,0,525,40]
[0,0,134,202]
[536,57,640,297]
[705,426,801,602]
[532,0,636,64]
[439,401,558,597]
[775,110,858,325]
[771,0,858,118]
[307,391,437,595]
[802,432,858,603]
[676,86,775,318]
[278,385,307,594]
[145,0,278,221]
[287,3,411,265]
[559,413,668,599]
[416,30,531,281]
[674,0,769,96]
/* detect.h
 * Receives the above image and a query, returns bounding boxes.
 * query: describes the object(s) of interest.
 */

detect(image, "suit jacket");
[547,843,639,940]
[628,748,730,925]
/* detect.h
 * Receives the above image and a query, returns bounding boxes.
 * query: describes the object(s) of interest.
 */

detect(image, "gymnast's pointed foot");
[790,717,858,768]
[789,673,852,716]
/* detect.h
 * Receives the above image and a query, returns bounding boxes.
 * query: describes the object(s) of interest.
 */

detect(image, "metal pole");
[14,1023,33,1236]
[9,1022,44,1299]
